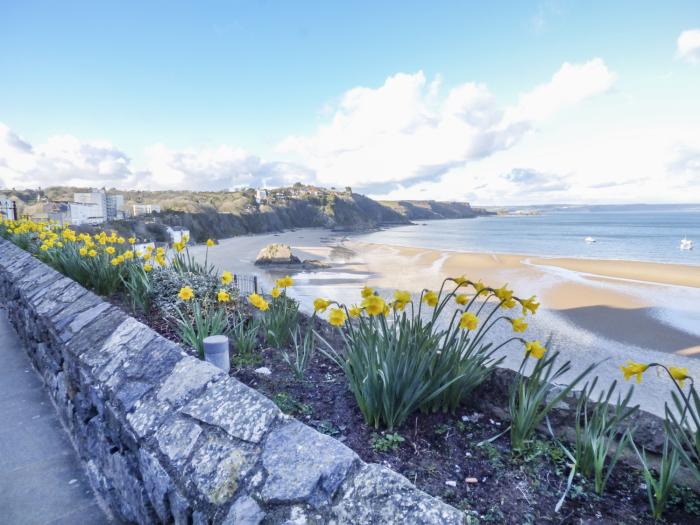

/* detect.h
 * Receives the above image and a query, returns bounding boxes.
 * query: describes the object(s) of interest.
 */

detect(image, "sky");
[1,0,699,205]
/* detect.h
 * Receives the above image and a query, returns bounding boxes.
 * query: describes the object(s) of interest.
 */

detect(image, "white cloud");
[504,58,615,123]
[0,123,312,191]
[143,143,313,190]
[0,124,133,188]
[677,29,700,64]
[278,59,615,191]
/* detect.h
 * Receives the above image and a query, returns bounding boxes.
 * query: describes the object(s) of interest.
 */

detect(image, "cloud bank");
[1,54,697,205]
[278,59,614,193]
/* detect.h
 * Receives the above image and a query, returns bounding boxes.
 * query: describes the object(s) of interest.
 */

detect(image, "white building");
[69,202,103,225]
[73,190,125,222]
[132,203,161,216]
[0,198,17,220]
[255,189,268,203]
[166,226,190,244]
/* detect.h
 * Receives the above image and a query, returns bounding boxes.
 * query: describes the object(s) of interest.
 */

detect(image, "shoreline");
[191,227,700,417]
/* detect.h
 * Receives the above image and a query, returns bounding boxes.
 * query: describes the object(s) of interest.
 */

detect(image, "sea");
[352,204,700,266]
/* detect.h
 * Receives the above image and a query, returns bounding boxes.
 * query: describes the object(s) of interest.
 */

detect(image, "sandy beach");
[191,227,700,417]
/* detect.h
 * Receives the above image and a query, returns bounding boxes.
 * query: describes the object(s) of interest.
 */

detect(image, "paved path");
[0,308,110,524]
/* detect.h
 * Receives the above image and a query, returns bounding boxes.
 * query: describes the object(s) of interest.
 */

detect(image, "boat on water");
[680,238,694,250]
[584,236,596,243]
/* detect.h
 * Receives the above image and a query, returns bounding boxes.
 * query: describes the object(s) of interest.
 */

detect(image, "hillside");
[1,184,492,242]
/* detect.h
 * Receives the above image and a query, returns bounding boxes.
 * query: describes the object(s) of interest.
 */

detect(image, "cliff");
[2,185,492,242]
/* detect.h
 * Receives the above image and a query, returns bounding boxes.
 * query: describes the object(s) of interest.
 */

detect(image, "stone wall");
[0,238,466,525]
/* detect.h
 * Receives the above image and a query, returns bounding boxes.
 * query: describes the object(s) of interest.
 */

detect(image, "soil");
[109,297,700,524]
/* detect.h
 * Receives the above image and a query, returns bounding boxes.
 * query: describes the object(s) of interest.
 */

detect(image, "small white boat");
[584,236,596,243]
[680,238,694,250]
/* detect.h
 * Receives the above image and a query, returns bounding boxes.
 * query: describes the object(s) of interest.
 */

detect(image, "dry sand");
[191,228,700,417]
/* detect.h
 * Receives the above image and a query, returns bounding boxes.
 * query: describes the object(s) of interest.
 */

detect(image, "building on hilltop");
[0,198,17,220]
[255,189,268,204]
[132,203,161,216]
[73,189,125,222]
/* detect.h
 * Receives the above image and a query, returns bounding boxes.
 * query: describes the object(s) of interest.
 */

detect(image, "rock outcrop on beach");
[255,243,301,265]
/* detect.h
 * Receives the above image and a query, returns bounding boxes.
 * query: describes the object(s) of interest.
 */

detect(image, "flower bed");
[2,218,700,524]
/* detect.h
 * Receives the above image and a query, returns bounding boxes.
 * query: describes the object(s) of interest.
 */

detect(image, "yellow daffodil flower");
[348,305,362,318]
[328,307,347,327]
[620,361,649,383]
[271,287,281,299]
[314,298,331,313]
[422,290,438,308]
[178,286,194,301]
[494,285,513,302]
[105,246,116,255]
[248,293,269,311]
[217,289,230,303]
[79,247,88,256]
[525,340,547,360]
[143,263,152,272]
[361,286,374,298]
[669,366,690,388]
[455,294,469,305]
[221,271,233,285]
[393,290,411,310]
[361,295,386,316]
[520,295,540,316]
[206,239,215,247]
[459,312,478,330]
[276,275,294,288]
[88,249,97,257]
[128,237,136,245]
[510,318,528,333]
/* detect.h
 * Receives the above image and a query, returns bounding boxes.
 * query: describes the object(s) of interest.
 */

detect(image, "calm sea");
[352,204,700,266]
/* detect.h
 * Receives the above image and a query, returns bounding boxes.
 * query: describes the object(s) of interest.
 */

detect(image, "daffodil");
[620,361,649,383]
[455,294,469,305]
[128,237,136,245]
[348,305,362,318]
[117,236,125,244]
[393,290,411,310]
[361,286,374,298]
[361,295,386,316]
[248,293,269,311]
[314,298,331,313]
[276,275,294,288]
[143,263,152,272]
[328,307,347,327]
[494,285,513,302]
[105,246,115,255]
[453,275,468,286]
[510,318,528,333]
[502,298,517,309]
[525,340,547,360]
[79,247,88,256]
[206,238,215,247]
[669,366,690,388]
[520,295,540,316]
[271,287,281,299]
[88,249,97,257]
[459,312,478,330]
[422,290,438,308]
[217,289,230,303]
[221,271,233,285]
[178,286,194,301]
[111,258,121,266]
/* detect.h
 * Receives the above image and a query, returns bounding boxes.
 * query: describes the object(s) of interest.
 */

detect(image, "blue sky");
[1,1,699,204]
